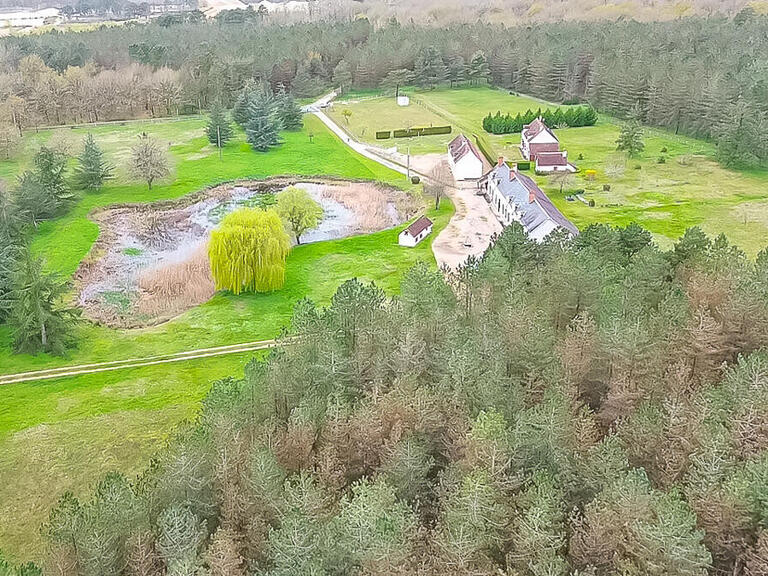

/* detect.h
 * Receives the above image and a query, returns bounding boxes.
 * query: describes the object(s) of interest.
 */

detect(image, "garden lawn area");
[0,113,454,562]
[331,85,768,256]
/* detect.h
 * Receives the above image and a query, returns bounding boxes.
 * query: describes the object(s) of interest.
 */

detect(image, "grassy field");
[0,113,453,561]
[330,86,768,256]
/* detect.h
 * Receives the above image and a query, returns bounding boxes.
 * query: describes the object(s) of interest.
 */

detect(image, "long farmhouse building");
[479,158,578,241]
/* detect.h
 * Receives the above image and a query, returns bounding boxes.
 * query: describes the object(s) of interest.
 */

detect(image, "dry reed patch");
[321,182,418,231]
[136,244,215,320]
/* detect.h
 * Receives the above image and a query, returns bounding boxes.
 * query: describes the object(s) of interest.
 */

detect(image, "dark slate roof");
[485,163,578,236]
[448,134,483,164]
[536,151,568,166]
[404,216,433,237]
[523,117,558,142]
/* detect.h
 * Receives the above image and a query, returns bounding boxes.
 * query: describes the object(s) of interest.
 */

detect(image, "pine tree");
[8,250,78,355]
[74,133,113,190]
[332,60,353,94]
[616,120,645,157]
[468,51,490,85]
[415,46,448,89]
[205,102,234,148]
[245,96,281,152]
[275,92,304,131]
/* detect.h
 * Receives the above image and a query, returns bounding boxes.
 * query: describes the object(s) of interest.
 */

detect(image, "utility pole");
[407,145,411,180]
[217,126,222,161]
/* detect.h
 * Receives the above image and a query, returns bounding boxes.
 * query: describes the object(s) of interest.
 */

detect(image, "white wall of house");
[449,153,484,181]
[398,225,433,247]
[521,129,559,160]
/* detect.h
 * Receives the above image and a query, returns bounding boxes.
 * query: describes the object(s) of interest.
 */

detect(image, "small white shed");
[398,216,433,247]
[397,95,410,107]
[447,134,484,181]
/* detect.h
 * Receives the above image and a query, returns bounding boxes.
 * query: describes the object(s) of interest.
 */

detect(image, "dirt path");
[0,340,279,385]
[431,180,502,269]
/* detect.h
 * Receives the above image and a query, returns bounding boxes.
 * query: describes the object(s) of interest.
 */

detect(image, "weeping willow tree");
[208,208,291,294]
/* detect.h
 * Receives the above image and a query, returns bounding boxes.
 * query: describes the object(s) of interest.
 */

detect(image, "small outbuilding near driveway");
[399,216,433,247]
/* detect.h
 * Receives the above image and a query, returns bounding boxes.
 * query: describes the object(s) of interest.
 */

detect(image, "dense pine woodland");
[24,224,768,576]
[1,14,766,166]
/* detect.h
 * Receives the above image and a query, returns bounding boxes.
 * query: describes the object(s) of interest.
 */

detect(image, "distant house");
[520,117,560,161]
[399,216,433,247]
[479,159,578,242]
[520,117,576,172]
[447,134,484,181]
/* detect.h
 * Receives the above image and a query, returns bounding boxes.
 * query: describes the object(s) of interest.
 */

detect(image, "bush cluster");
[482,106,598,134]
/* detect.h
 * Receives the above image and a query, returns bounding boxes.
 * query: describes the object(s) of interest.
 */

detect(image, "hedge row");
[482,106,598,135]
[472,133,497,165]
[376,125,452,139]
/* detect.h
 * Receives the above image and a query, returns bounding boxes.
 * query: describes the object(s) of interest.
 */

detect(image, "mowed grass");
[330,86,768,256]
[0,113,453,561]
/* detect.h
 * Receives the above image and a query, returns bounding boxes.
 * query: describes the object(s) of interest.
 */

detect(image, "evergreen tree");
[205,102,234,148]
[415,46,448,89]
[73,133,113,190]
[245,96,282,152]
[332,60,353,94]
[468,50,491,85]
[275,92,304,131]
[616,120,645,157]
[7,250,78,355]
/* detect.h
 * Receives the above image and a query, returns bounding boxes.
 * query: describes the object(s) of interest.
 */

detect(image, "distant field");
[331,86,768,256]
[0,113,453,561]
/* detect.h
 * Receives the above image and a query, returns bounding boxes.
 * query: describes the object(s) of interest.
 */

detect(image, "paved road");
[0,340,280,385]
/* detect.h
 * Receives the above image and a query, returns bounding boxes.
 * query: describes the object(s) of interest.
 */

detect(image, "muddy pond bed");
[76,178,419,328]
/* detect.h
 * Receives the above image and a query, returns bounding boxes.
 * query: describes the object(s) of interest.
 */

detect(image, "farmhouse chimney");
[529,190,536,204]
[497,156,505,167]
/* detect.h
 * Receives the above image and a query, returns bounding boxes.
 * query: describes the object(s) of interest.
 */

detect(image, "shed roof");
[404,216,433,237]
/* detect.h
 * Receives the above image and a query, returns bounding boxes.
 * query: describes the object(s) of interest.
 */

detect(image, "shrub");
[208,208,291,294]
[578,153,584,160]
[634,164,642,170]
[393,129,411,138]
[588,199,596,207]
[376,131,391,140]
[661,147,668,153]
[411,176,420,184]
[603,184,611,191]
[657,156,666,164]
[516,161,531,171]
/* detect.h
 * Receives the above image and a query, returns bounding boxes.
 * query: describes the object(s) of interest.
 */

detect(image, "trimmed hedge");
[482,105,598,135]
[376,131,391,140]
[384,125,453,139]
[516,161,531,171]
[472,133,497,165]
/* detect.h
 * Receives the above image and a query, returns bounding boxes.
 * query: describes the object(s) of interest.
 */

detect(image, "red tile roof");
[536,151,568,166]
[523,117,558,142]
[404,216,433,237]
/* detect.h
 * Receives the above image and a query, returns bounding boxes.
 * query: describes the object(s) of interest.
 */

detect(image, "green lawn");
[331,85,768,256]
[0,113,453,561]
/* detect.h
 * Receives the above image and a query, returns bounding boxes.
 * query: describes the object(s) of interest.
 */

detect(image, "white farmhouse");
[520,117,560,161]
[479,159,578,242]
[447,134,484,181]
[399,216,433,247]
